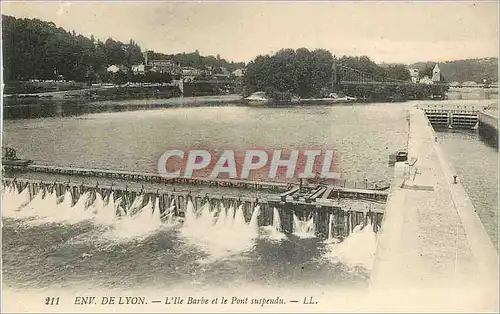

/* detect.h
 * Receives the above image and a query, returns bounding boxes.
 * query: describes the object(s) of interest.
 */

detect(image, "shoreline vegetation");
[2,14,498,117]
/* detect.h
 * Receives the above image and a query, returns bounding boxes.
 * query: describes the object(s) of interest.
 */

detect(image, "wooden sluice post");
[193,196,201,213]
[344,211,350,237]
[282,207,294,234]
[157,194,165,216]
[355,212,362,229]
[317,206,334,238]
[257,202,267,227]
[177,194,185,212]
[337,209,345,238]
[332,210,339,238]
[222,198,231,214]
[313,208,320,236]
[375,212,383,232]
[242,200,251,224]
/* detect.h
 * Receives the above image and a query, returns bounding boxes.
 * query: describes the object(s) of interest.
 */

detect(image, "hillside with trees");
[2,15,143,83]
[1,15,245,85]
[410,58,498,83]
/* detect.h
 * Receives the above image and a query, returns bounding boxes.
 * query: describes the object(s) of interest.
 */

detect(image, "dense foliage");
[339,56,411,82]
[1,15,244,83]
[2,15,143,82]
[244,48,335,98]
[243,49,413,99]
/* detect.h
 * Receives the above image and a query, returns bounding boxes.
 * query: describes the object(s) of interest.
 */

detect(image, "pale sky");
[1,1,499,64]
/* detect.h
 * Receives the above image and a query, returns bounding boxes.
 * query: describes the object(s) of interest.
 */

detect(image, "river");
[2,97,497,294]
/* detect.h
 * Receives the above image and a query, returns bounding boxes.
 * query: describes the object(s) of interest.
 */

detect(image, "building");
[181,67,201,76]
[131,64,146,75]
[148,59,182,75]
[408,68,419,83]
[106,65,126,73]
[204,65,213,76]
[232,68,245,77]
[420,76,434,85]
[432,64,441,82]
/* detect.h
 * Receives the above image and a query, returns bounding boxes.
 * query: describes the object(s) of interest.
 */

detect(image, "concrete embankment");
[370,108,498,310]
[478,110,498,148]
[479,110,498,130]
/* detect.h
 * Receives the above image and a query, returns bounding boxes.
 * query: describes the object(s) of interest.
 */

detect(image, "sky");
[1,1,499,64]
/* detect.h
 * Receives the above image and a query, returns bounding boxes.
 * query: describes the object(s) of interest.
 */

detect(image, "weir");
[370,108,498,306]
[2,176,385,239]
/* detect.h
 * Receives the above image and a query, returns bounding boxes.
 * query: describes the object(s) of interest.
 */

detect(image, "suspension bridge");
[333,63,449,87]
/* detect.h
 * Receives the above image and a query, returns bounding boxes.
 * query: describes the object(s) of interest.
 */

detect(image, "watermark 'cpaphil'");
[157,149,341,182]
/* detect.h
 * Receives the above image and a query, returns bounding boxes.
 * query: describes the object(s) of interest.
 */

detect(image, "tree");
[420,66,433,79]
[110,71,127,86]
[1,15,147,83]
[243,48,335,98]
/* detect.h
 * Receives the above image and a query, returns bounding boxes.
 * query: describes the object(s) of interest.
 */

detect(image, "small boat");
[303,93,358,104]
[369,185,390,191]
[2,147,33,169]
[244,91,270,106]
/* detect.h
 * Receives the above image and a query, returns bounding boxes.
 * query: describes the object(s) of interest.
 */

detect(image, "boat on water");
[244,91,271,106]
[300,93,358,105]
[244,91,357,106]
[2,147,33,169]
[243,91,301,107]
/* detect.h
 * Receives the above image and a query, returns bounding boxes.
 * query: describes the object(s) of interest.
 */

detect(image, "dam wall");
[2,177,384,238]
[370,108,498,308]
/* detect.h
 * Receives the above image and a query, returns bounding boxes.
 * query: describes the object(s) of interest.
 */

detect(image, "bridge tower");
[432,64,441,82]
[331,62,340,92]
[179,77,184,97]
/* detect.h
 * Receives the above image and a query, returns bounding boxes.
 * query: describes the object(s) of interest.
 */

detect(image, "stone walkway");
[370,108,498,310]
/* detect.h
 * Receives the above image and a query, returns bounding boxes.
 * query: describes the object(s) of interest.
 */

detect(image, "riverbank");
[2,95,245,119]
[84,94,243,107]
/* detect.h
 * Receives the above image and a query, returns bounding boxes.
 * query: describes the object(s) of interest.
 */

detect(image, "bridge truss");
[334,64,449,87]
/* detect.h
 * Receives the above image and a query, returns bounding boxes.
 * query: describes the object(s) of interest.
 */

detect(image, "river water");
[2,97,498,294]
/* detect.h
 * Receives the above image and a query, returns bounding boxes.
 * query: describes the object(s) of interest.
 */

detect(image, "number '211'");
[45,297,60,305]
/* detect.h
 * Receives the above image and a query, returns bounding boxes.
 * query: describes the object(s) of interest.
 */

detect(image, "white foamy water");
[3,185,378,269]
[1,186,178,240]
[261,207,287,241]
[180,201,261,261]
[323,220,377,271]
[2,186,31,218]
[292,213,316,238]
